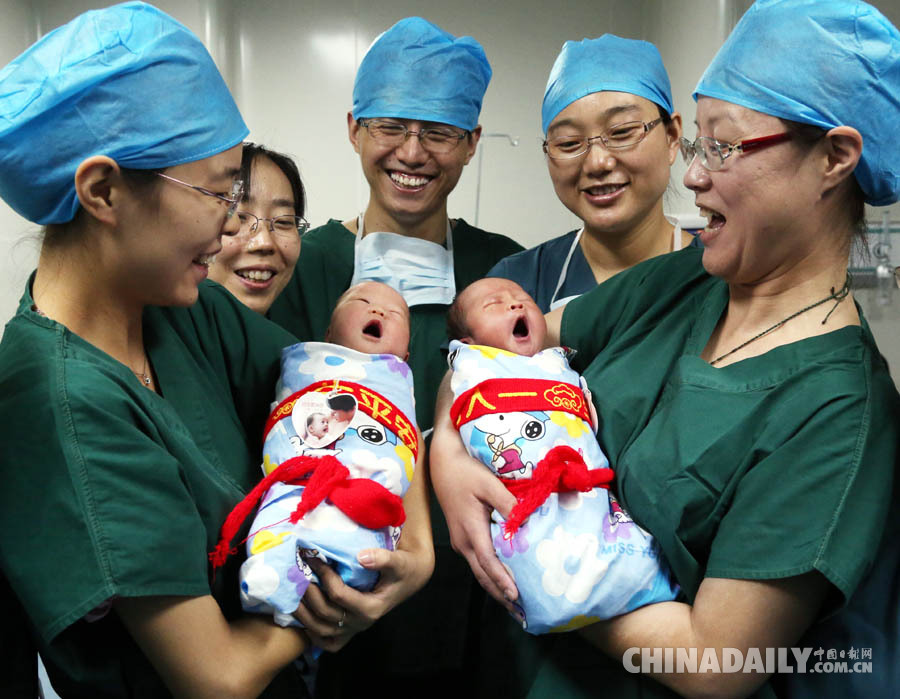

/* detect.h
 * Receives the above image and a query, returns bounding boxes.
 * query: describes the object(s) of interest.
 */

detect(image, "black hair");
[43,166,163,248]
[656,103,673,126]
[327,394,356,412]
[446,291,469,342]
[782,120,867,250]
[240,142,306,219]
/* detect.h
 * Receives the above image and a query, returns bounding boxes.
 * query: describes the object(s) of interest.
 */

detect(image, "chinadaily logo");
[623,647,873,674]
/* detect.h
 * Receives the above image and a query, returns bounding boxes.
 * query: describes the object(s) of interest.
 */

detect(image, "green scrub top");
[266,218,523,432]
[475,248,900,698]
[0,279,309,698]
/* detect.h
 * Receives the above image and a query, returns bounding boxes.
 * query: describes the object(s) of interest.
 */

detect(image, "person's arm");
[294,428,435,651]
[580,572,829,698]
[116,594,307,699]
[430,371,520,608]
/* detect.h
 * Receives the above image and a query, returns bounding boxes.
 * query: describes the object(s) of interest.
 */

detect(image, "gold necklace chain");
[710,273,852,366]
[32,304,153,387]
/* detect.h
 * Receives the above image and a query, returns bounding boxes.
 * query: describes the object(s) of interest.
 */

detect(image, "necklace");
[32,304,153,387]
[133,357,153,387]
[709,273,851,366]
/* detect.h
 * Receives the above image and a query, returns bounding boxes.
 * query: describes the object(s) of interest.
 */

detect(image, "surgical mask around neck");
[350,215,456,307]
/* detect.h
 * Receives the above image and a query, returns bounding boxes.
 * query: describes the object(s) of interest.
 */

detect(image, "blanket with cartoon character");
[448,340,677,634]
[211,342,418,627]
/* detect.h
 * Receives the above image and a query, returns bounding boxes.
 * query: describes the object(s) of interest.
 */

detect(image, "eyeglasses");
[543,118,663,160]
[358,118,469,154]
[680,132,793,171]
[235,211,310,241]
[155,172,244,218]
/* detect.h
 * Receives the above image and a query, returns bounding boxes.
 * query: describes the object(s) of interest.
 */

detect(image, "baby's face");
[458,278,547,356]
[308,414,329,439]
[328,282,411,358]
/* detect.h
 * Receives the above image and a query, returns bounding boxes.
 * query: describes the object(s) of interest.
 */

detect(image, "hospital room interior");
[3,2,900,697]
[1,0,898,389]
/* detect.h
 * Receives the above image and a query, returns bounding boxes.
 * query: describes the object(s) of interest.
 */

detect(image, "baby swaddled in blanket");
[446,278,678,634]
[211,282,423,627]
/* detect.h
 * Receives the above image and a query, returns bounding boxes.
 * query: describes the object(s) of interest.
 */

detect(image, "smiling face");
[545,92,680,238]
[684,97,823,284]
[456,278,547,356]
[119,144,243,308]
[207,154,301,314]
[326,281,411,358]
[348,114,480,230]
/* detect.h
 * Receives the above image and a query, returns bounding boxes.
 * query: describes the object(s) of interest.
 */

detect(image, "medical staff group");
[0,1,898,698]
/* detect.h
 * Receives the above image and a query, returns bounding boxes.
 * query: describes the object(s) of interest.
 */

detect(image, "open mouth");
[700,207,726,231]
[193,253,216,267]
[363,319,383,339]
[498,462,529,476]
[389,170,433,189]
[236,269,274,282]
[513,316,529,339]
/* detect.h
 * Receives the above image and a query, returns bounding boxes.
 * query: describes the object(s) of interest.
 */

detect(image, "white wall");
[0,2,41,338]
[230,0,652,246]
[0,0,221,335]
[0,2,897,694]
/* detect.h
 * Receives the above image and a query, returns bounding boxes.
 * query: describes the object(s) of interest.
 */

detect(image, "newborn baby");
[446,278,677,633]
[212,282,422,627]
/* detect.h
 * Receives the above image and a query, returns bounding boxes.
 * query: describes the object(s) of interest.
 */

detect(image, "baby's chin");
[497,334,545,357]
[343,339,407,358]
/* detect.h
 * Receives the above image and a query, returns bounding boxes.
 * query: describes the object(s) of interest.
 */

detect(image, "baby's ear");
[403,351,410,362]
[460,336,473,345]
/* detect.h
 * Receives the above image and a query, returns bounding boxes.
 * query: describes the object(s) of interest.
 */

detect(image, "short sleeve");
[705,365,898,608]
[163,282,298,447]
[562,248,708,374]
[0,363,222,643]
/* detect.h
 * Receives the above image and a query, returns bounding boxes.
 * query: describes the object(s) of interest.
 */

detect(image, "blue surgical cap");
[0,1,249,224]
[352,17,491,132]
[695,0,900,206]
[542,35,674,135]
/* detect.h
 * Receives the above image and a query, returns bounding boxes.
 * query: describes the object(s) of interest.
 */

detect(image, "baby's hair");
[306,412,326,427]
[324,287,357,342]
[325,282,410,343]
[446,286,474,341]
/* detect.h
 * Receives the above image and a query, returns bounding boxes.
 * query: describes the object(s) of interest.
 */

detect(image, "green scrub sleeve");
[182,281,298,442]
[705,362,896,608]
[561,249,706,372]
[1,365,215,643]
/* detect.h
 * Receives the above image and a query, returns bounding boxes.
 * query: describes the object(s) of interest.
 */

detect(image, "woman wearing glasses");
[208,143,308,315]
[484,35,690,314]
[432,1,900,696]
[0,5,433,696]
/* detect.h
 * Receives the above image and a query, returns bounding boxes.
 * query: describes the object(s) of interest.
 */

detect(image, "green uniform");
[0,279,308,698]
[477,248,899,698]
[268,218,522,696]
[267,218,523,432]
